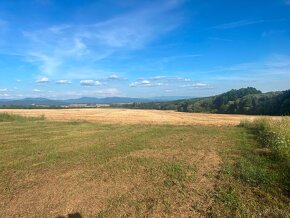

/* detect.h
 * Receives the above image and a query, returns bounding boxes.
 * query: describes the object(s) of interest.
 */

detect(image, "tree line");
[112,87,290,115]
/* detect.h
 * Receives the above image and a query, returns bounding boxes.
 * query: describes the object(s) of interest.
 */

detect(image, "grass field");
[0,112,289,217]
[0,108,272,125]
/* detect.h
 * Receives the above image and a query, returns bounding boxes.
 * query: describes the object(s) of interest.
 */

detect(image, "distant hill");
[0,96,193,107]
[148,96,194,101]
[62,97,151,104]
[118,87,290,115]
[0,98,62,107]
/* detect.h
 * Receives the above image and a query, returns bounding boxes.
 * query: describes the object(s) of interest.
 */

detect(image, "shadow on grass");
[56,212,82,218]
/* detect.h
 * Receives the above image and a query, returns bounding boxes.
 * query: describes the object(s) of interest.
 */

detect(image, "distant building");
[68,104,88,107]
[95,104,110,108]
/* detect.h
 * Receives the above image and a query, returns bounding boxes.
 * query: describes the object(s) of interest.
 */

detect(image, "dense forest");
[113,87,290,115]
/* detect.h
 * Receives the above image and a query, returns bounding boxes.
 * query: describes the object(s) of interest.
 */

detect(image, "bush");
[240,118,290,161]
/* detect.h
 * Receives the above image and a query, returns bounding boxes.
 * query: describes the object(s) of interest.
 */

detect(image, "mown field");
[0,108,270,125]
[0,113,289,217]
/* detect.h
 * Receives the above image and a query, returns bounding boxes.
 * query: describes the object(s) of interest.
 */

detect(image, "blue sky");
[0,0,290,99]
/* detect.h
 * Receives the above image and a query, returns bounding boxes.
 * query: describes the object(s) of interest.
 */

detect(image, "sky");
[0,0,290,99]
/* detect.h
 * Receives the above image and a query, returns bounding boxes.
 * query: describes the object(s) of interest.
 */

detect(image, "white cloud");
[55,80,71,84]
[181,83,211,89]
[0,93,9,97]
[129,80,167,87]
[130,80,152,87]
[107,74,125,80]
[33,89,41,92]
[80,80,102,86]
[36,76,50,83]
[0,88,8,92]
[148,76,191,82]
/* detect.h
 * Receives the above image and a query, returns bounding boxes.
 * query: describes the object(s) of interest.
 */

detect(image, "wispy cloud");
[83,0,184,49]
[33,89,41,92]
[146,76,191,82]
[207,54,290,82]
[129,80,167,87]
[28,53,62,76]
[160,54,203,63]
[36,77,50,83]
[181,83,212,89]
[129,76,192,88]
[264,54,290,68]
[0,88,8,92]
[130,80,152,87]
[0,93,9,97]
[20,0,185,79]
[106,74,126,81]
[55,80,71,84]
[285,0,290,5]
[212,19,265,29]
[80,80,102,86]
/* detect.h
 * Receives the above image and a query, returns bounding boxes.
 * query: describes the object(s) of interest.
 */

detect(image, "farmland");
[0,111,289,217]
[0,108,278,125]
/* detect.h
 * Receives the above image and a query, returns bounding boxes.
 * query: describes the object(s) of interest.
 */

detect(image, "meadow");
[0,112,289,217]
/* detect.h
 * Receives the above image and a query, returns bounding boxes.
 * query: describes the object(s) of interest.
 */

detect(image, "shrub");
[240,118,290,161]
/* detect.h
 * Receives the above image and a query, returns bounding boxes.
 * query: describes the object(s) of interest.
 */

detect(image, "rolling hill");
[118,87,290,115]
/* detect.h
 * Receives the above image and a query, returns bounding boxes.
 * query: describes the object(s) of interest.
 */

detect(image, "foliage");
[116,87,290,115]
[240,118,290,161]
[209,126,290,217]
[0,112,45,122]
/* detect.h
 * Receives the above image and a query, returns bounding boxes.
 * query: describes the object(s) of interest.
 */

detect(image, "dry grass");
[0,114,288,217]
[0,108,279,125]
[0,118,237,217]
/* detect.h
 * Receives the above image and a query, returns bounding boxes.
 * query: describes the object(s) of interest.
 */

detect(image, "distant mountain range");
[0,96,193,107]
